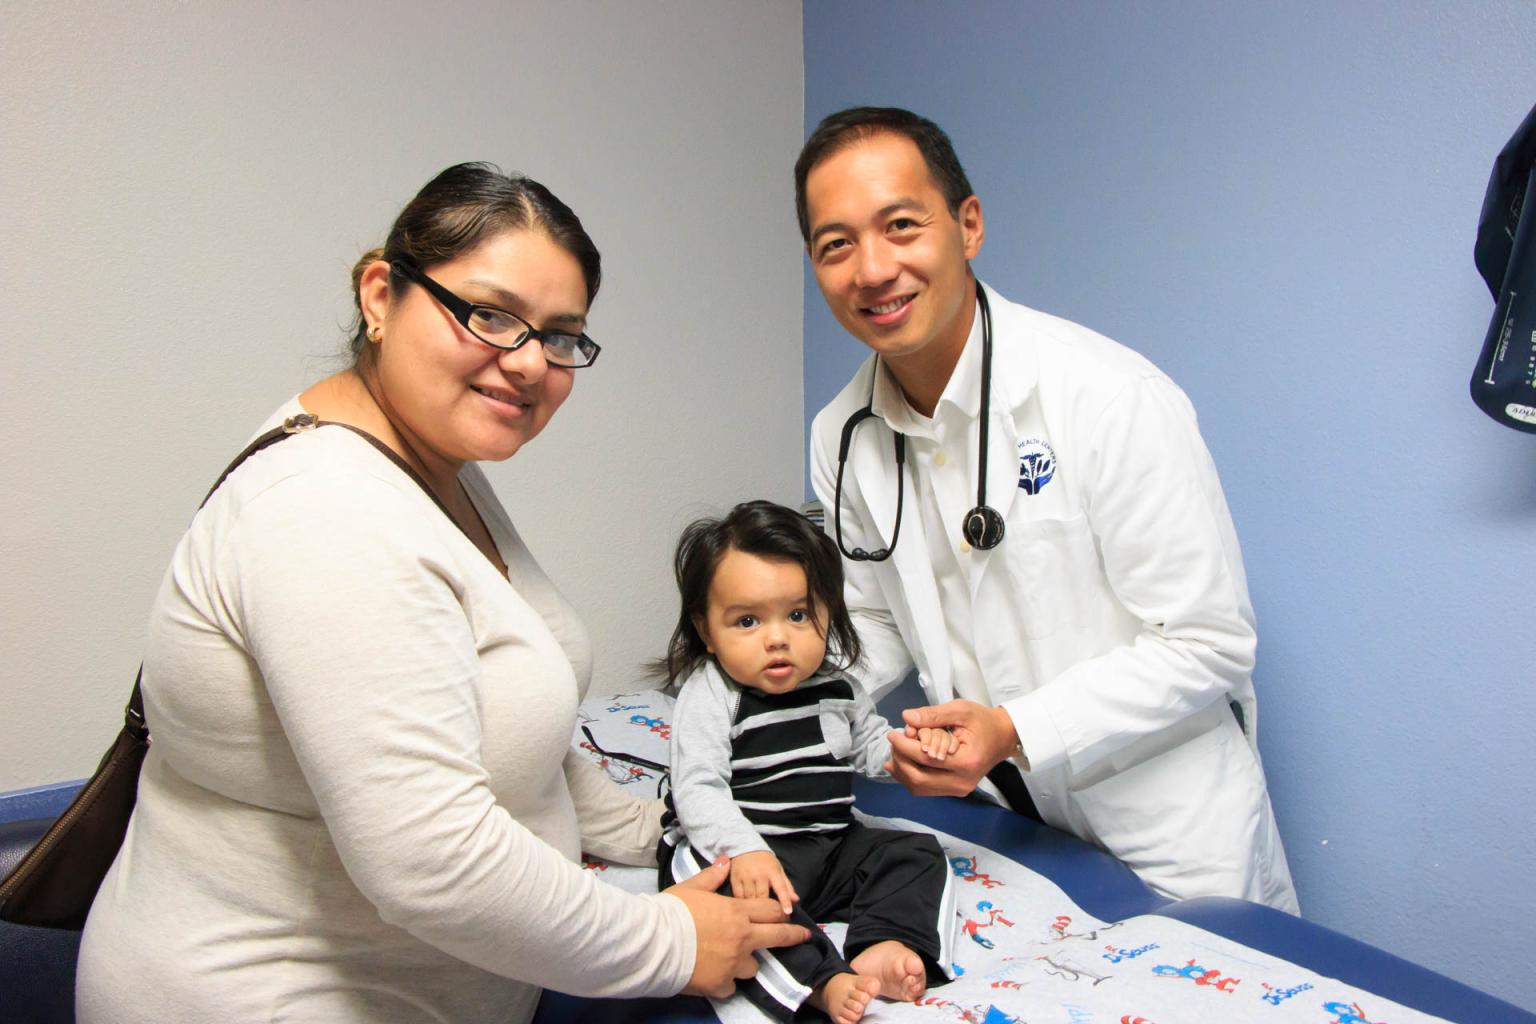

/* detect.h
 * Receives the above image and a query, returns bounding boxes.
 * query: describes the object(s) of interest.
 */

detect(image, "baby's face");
[695,548,828,695]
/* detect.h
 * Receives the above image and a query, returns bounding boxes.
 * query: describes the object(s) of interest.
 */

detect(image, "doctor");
[799,107,1297,911]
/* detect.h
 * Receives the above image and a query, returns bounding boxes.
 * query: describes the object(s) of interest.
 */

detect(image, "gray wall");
[0,0,806,789]
[803,0,1536,1010]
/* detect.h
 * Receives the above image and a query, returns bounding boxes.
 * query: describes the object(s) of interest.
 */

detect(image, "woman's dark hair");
[658,500,862,687]
[348,161,601,366]
[793,106,975,243]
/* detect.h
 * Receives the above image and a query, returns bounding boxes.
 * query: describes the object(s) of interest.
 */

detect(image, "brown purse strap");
[125,413,464,739]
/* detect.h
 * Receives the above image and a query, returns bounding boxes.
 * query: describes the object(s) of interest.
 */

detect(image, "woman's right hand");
[664,856,810,998]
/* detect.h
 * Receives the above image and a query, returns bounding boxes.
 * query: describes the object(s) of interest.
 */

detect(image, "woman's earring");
[367,325,382,342]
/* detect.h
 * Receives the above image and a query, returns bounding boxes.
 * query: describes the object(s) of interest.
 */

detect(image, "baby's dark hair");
[659,500,862,687]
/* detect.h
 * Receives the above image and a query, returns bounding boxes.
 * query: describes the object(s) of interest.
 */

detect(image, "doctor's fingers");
[901,699,989,732]
[889,757,976,798]
[885,744,979,796]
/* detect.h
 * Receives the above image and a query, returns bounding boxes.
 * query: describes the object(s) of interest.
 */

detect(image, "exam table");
[532,778,1534,1024]
[3,773,1531,1023]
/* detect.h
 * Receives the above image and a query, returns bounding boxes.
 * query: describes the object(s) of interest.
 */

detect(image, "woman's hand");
[729,850,799,915]
[665,856,810,999]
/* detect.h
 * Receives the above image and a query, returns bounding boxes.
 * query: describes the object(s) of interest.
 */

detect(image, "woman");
[76,163,805,1023]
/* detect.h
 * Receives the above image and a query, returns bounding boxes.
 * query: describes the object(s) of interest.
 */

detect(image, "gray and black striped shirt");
[663,661,892,857]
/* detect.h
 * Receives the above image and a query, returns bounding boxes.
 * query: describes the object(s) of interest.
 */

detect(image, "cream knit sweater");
[77,400,694,1023]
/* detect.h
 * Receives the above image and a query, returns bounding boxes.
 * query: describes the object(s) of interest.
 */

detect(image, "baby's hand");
[917,725,960,761]
[731,850,799,915]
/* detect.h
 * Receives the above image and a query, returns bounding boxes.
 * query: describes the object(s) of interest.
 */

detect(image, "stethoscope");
[833,280,1005,562]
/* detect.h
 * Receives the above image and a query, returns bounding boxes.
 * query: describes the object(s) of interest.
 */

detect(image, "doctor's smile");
[862,294,915,324]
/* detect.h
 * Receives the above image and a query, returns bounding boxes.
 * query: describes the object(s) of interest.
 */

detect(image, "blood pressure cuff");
[1471,101,1536,433]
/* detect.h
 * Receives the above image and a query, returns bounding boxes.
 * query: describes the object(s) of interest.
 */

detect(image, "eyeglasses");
[390,258,601,368]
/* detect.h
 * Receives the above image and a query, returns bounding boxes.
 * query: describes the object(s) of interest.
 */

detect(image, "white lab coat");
[810,282,1298,911]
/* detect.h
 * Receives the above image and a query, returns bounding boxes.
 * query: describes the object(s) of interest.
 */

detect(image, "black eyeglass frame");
[389,257,601,368]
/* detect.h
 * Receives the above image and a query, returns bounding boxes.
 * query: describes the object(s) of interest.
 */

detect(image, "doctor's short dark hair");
[794,106,976,243]
[346,161,601,368]
[658,500,862,688]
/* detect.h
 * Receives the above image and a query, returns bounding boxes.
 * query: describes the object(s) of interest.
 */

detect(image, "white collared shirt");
[869,303,994,712]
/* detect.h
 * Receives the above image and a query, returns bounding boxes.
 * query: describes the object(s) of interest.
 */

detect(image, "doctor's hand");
[666,856,811,999]
[884,700,1021,797]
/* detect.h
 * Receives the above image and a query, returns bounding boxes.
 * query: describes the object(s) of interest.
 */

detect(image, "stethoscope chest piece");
[963,504,1005,550]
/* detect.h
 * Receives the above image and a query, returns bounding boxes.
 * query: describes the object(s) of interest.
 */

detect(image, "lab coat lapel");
[970,284,1035,593]
[848,414,954,703]
[969,406,1022,595]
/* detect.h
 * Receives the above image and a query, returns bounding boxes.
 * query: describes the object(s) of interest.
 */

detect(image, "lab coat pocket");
[1003,512,1103,639]
[1068,716,1265,894]
[1069,723,1228,850]
[818,705,854,760]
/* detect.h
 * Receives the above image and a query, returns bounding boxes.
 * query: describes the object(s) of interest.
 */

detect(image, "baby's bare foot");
[810,972,880,1024]
[850,939,927,1002]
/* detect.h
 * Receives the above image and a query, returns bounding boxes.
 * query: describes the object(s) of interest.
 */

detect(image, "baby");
[656,500,957,1023]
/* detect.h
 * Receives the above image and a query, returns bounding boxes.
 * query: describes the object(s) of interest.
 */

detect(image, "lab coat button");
[959,540,972,552]
[933,451,947,466]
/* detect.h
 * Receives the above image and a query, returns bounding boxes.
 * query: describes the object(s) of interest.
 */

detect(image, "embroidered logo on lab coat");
[1016,438,1056,494]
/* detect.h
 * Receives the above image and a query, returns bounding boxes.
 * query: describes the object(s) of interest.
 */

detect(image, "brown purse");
[0,414,445,930]
[0,679,150,928]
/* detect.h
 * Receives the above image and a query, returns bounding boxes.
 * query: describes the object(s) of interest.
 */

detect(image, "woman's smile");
[471,382,534,415]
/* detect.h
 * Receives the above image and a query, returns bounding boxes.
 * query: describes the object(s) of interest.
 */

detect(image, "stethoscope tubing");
[832,280,1003,562]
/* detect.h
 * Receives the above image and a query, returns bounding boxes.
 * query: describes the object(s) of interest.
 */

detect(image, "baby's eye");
[788,609,809,623]
[734,615,759,629]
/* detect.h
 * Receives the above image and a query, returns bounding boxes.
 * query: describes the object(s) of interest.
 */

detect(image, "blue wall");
[804,1,1536,1010]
